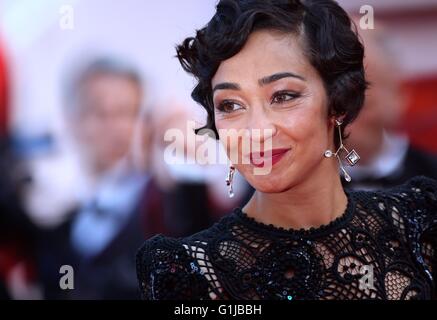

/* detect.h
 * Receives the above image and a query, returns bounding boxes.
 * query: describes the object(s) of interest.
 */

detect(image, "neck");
[243,157,348,231]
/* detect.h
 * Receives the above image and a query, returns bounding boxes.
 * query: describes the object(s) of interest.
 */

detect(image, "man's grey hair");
[63,56,144,114]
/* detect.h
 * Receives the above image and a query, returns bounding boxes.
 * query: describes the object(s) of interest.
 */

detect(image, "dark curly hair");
[176,0,368,148]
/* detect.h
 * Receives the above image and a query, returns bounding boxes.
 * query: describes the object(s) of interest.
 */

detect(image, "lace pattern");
[136,176,437,300]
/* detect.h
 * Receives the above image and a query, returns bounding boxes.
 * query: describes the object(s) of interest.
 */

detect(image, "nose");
[245,105,277,144]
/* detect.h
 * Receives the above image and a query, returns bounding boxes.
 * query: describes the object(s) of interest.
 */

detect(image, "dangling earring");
[225,165,236,198]
[324,119,360,182]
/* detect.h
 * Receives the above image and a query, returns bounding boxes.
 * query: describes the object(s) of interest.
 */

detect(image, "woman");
[136,0,437,300]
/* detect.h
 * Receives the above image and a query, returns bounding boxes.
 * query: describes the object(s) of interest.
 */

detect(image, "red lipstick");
[249,148,290,168]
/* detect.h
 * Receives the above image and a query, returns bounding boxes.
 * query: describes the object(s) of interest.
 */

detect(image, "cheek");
[214,119,227,137]
[78,118,98,140]
[215,119,243,157]
[278,105,327,148]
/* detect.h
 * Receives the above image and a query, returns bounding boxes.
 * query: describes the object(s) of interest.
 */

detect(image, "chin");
[247,175,292,194]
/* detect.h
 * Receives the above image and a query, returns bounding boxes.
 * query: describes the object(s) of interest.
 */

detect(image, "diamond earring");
[324,119,360,182]
[225,165,236,198]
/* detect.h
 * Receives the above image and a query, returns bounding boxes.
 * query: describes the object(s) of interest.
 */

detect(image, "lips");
[249,148,290,168]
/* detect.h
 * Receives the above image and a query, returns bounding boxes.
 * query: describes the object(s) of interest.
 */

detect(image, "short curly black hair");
[176,0,368,148]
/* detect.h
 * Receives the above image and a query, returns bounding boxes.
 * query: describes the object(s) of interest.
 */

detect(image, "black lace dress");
[136,176,437,300]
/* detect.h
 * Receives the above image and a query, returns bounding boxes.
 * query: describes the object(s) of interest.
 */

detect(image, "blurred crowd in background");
[0,0,437,300]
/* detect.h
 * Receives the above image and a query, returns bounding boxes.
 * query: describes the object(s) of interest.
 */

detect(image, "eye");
[271,91,301,104]
[215,100,244,113]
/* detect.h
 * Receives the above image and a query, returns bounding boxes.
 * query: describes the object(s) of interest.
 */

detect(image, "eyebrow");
[259,72,306,85]
[212,82,241,93]
[212,72,305,94]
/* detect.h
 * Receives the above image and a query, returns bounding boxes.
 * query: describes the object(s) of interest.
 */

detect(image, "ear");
[327,115,337,127]
[330,115,346,126]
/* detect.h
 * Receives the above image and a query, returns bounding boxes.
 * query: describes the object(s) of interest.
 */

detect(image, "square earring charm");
[345,149,360,166]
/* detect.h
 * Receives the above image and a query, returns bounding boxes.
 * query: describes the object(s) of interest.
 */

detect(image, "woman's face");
[212,30,333,193]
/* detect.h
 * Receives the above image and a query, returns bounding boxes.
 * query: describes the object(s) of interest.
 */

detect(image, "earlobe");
[327,115,336,127]
[323,118,360,183]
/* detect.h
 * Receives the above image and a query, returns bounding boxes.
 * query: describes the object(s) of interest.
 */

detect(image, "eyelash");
[271,91,301,104]
[215,91,301,114]
[215,100,243,114]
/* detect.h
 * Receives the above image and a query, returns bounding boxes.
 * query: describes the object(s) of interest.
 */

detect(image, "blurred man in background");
[31,55,251,300]
[37,57,149,299]
[345,19,437,191]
